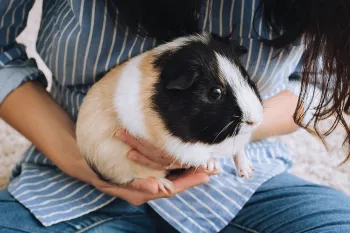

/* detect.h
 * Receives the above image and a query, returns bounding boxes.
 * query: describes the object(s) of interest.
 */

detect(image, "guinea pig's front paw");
[156,178,175,196]
[234,151,254,179]
[203,159,222,174]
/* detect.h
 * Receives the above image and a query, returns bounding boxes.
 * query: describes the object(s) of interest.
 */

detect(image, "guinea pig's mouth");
[213,119,258,141]
[212,121,241,143]
[238,120,261,135]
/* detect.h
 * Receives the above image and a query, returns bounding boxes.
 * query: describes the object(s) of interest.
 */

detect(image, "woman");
[0,0,350,232]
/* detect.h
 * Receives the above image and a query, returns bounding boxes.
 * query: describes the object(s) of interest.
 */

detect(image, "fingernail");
[213,168,222,174]
[203,176,210,184]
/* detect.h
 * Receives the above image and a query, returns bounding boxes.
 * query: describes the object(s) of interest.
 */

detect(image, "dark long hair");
[105,0,202,43]
[260,0,350,161]
[105,0,350,160]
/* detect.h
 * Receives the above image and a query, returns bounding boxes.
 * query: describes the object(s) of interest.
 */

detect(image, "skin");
[0,81,298,204]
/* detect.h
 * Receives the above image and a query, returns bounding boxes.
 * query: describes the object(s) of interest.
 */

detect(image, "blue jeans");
[0,173,350,233]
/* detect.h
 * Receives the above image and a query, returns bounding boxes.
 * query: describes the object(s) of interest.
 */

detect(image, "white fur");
[215,52,263,126]
[153,33,210,56]
[164,133,251,167]
[114,53,151,140]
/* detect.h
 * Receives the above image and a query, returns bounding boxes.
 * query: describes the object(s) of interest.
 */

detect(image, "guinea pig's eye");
[209,86,223,100]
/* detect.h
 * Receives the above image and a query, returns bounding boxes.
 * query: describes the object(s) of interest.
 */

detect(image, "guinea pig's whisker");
[232,125,239,139]
[200,126,209,132]
[213,121,234,143]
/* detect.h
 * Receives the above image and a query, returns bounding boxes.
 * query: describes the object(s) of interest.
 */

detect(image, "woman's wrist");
[251,90,299,142]
[251,127,264,142]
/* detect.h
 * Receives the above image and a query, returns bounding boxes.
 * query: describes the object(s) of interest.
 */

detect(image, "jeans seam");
[229,223,261,233]
[75,214,154,233]
[75,218,114,233]
[0,226,30,233]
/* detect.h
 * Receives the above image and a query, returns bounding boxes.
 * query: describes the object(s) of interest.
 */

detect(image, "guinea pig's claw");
[157,178,175,195]
[235,154,254,179]
[204,159,221,174]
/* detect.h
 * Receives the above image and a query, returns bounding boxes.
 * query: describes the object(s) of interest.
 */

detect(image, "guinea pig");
[75,32,264,194]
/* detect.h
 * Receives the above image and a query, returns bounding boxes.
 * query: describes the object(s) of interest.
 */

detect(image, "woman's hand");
[115,129,189,170]
[115,129,221,175]
[93,167,210,205]
[62,155,210,206]
[252,90,300,141]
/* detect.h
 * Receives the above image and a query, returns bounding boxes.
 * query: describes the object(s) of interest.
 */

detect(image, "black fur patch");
[152,34,259,144]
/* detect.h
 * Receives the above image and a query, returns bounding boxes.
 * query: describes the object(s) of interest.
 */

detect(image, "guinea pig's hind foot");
[156,178,175,196]
[203,159,222,174]
[234,151,254,179]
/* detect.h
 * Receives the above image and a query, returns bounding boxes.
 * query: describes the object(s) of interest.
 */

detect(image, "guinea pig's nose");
[245,121,256,126]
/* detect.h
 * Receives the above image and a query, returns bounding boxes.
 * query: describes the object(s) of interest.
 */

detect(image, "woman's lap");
[0,189,158,233]
[222,172,350,233]
[1,172,350,233]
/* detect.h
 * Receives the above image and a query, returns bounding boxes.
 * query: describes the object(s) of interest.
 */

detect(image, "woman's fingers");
[128,149,186,170]
[127,150,165,170]
[116,129,186,168]
[117,130,168,166]
[94,179,166,205]
[115,129,150,156]
[130,177,160,194]
[170,169,210,192]
[93,168,211,206]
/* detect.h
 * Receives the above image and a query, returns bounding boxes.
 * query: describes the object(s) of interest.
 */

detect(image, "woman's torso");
[36,0,303,99]
[8,1,303,232]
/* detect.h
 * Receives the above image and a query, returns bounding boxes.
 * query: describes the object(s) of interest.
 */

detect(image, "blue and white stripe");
[1,0,303,232]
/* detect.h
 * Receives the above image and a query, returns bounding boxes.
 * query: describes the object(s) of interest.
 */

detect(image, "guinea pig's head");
[151,32,263,151]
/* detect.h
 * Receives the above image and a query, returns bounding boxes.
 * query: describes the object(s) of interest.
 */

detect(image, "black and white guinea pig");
[76,32,263,194]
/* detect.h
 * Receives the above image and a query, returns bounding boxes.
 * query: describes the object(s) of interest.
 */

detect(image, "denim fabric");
[1,172,350,233]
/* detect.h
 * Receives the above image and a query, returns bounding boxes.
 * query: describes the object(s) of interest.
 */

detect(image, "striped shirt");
[0,0,305,232]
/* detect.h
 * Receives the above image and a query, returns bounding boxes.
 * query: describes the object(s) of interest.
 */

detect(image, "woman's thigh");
[0,188,159,233]
[222,172,350,233]
[4,173,350,233]
[0,188,73,233]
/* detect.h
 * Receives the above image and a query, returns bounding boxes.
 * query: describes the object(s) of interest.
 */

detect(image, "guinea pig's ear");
[210,31,248,57]
[165,71,199,90]
[210,32,232,45]
[223,30,233,42]
[235,45,248,57]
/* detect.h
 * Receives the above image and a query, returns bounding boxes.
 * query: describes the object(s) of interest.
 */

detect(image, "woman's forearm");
[0,81,81,167]
[252,90,299,141]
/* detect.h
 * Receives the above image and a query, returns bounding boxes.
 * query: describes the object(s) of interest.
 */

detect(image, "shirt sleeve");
[0,0,47,104]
